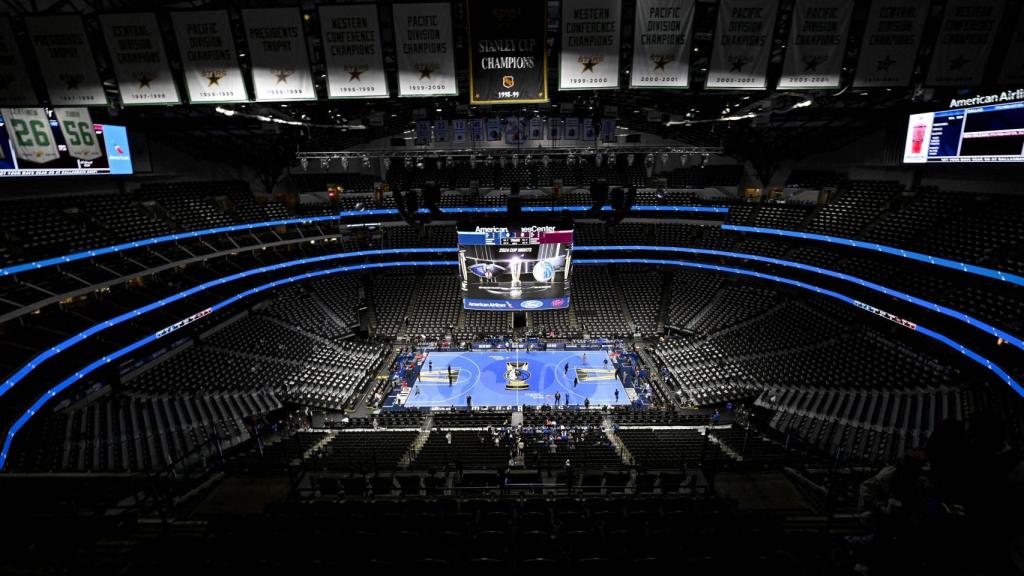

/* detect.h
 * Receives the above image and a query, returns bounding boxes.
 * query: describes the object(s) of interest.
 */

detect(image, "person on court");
[429,360,433,372]
[573,376,578,388]
[582,353,587,364]
[603,357,608,368]
[555,391,561,405]
[614,389,620,402]
[564,362,569,375]
[584,398,590,409]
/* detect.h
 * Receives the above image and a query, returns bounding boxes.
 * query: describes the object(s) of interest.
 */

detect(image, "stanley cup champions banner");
[630,0,695,88]
[777,0,853,89]
[926,0,1003,86]
[100,13,181,105]
[172,11,248,103]
[0,17,37,105]
[320,4,388,99]
[998,6,1024,85]
[242,8,316,101]
[1,108,59,164]
[706,0,778,90]
[54,107,102,161]
[393,3,458,97]
[853,0,928,87]
[560,0,622,90]
[467,0,548,104]
[25,16,107,106]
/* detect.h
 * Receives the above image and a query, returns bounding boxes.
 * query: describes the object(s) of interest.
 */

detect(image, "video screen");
[0,108,133,176]
[458,223,573,311]
[904,100,1024,164]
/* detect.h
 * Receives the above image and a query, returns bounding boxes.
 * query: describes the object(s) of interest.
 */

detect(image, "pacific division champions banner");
[0,16,37,105]
[777,0,853,89]
[853,0,928,87]
[468,0,547,104]
[630,0,695,88]
[393,3,457,97]
[25,16,107,106]
[243,8,316,101]
[926,0,1003,86]
[559,0,622,90]
[320,4,388,99]
[706,0,778,90]
[100,13,181,105]
[172,10,248,103]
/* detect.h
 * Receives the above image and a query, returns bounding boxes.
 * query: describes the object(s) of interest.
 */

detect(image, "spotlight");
[416,156,425,169]
[700,154,708,168]
[339,156,349,170]
[659,152,669,166]
[512,154,519,168]
[627,154,635,166]
[320,158,330,170]
[542,155,550,167]
[382,157,391,173]
[607,153,616,167]
[300,158,308,171]
[469,155,477,169]
[362,155,371,168]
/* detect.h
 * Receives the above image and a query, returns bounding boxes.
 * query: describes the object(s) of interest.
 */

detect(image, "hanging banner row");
[0,0,1015,107]
[412,116,616,145]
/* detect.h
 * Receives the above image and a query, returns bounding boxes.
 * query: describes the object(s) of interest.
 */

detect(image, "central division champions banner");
[777,0,853,89]
[467,0,548,104]
[0,17,36,105]
[25,16,107,106]
[706,0,778,90]
[630,0,694,88]
[100,13,181,105]
[926,0,1003,86]
[393,3,457,97]
[559,0,622,90]
[319,4,388,99]
[172,10,248,103]
[853,0,927,87]
[242,8,316,101]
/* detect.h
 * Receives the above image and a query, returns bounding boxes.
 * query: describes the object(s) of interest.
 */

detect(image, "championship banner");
[560,0,621,90]
[777,0,853,89]
[486,117,501,140]
[470,118,485,141]
[998,6,1024,85]
[171,10,248,103]
[467,0,547,104]
[705,0,778,90]
[926,0,1003,86]
[320,5,388,99]
[100,13,181,105]
[0,17,37,105]
[393,3,457,97]
[853,0,928,87]
[582,118,596,141]
[452,118,467,142]
[528,117,545,139]
[600,118,616,142]
[630,0,695,88]
[242,8,315,102]
[435,119,449,142]
[565,117,580,139]
[504,116,524,144]
[415,120,431,144]
[25,16,107,106]
[549,118,562,140]
[1,108,59,164]
[54,107,102,161]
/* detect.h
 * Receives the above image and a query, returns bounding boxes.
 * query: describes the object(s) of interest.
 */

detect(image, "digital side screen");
[904,100,1024,164]
[0,109,133,177]
[457,223,573,311]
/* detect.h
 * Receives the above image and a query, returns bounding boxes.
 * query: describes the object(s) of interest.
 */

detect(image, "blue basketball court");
[400,350,629,408]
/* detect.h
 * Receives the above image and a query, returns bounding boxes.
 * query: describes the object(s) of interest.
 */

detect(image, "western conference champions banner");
[0,17,36,105]
[706,0,778,90]
[2,108,59,163]
[100,13,181,105]
[320,5,388,99]
[54,107,102,161]
[559,0,622,90]
[777,0,853,89]
[926,0,1003,86]
[853,0,928,87]
[242,8,315,102]
[25,16,107,106]
[172,11,248,103]
[467,0,548,104]
[630,0,695,88]
[998,6,1024,85]
[393,3,457,97]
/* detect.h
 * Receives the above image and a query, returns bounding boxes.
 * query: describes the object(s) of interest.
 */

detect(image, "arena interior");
[0,0,1023,573]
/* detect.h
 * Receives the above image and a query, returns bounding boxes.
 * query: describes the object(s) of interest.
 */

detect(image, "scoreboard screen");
[0,108,133,177]
[904,100,1024,164]
[457,224,573,311]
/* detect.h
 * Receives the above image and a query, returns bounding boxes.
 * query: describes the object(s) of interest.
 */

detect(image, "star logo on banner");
[803,55,825,72]
[876,55,896,72]
[729,56,749,72]
[579,56,602,73]
[346,65,367,81]
[203,70,226,86]
[61,73,84,90]
[652,55,673,71]
[949,55,969,71]
[135,72,155,89]
[417,64,436,79]
[273,69,294,84]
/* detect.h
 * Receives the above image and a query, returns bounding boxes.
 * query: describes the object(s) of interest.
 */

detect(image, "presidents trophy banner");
[2,107,59,164]
[777,0,853,89]
[468,0,547,104]
[559,0,622,90]
[54,107,102,161]
[172,10,248,103]
[320,4,388,99]
[25,16,107,106]
[630,0,695,88]
[998,6,1024,85]
[853,0,928,87]
[926,0,1003,86]
[100,13,181,105]
[0,16,37,105]
[242,8,315,101]
[393,3,457,97]
[705,0,778,90]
